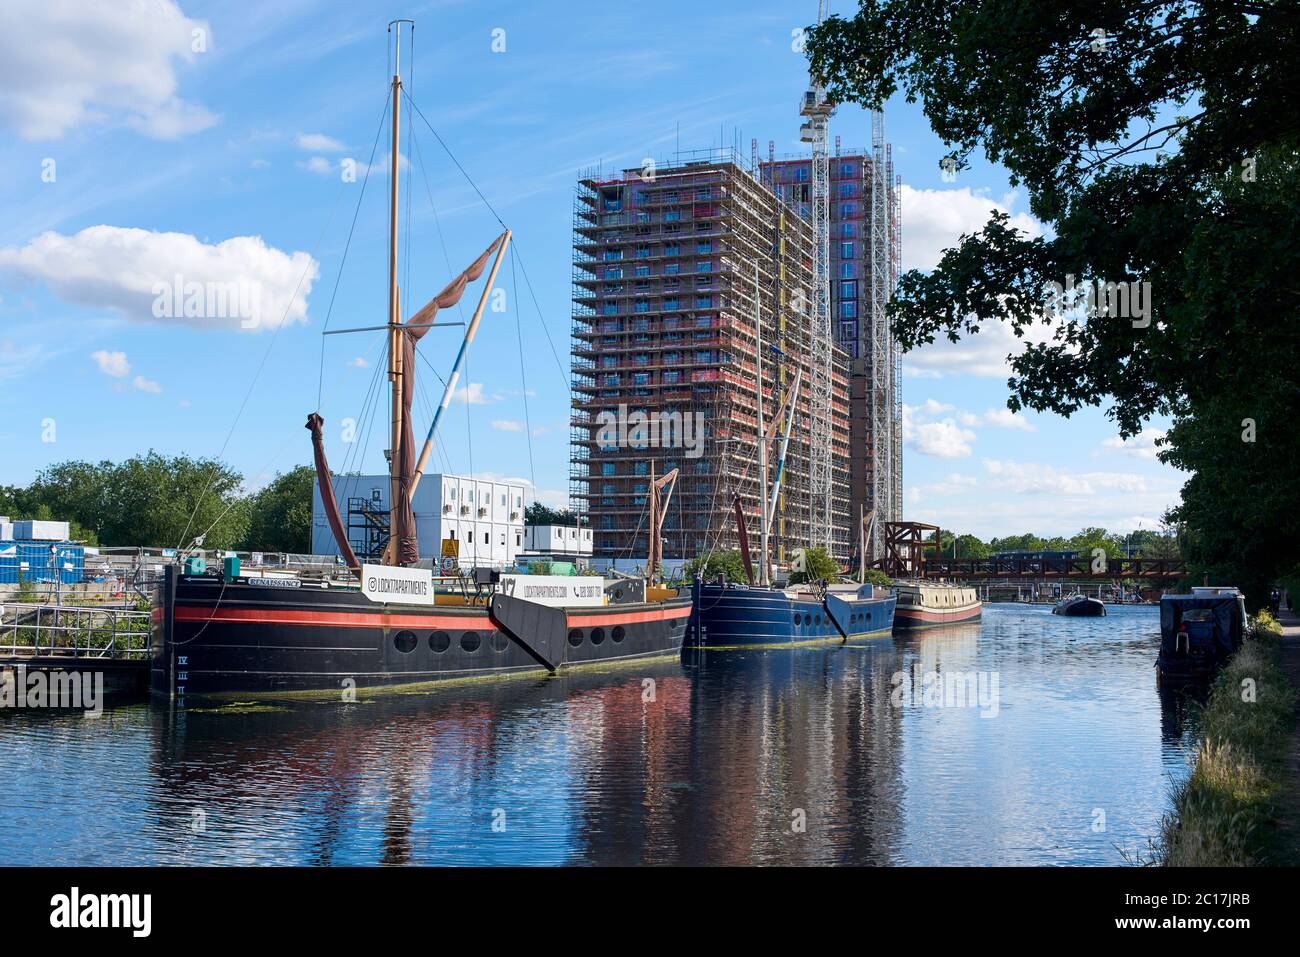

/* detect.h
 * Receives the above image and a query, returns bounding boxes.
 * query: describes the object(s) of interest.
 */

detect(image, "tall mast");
[754,261,769,587]
[387,20,412,551]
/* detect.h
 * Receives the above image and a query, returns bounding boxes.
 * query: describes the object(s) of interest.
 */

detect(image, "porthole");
[568,628,584,647]
[490,631,509,653]
[460,631,482,653]
[590,627,606,645]
[394,630,417,654]
[815,614,823,626]
[429,631,451,653]
[612,626,626,643]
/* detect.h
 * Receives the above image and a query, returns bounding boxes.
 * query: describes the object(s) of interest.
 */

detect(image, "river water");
[0,603,1196,865]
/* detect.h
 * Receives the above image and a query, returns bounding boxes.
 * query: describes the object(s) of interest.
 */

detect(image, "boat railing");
[0,602,153,660]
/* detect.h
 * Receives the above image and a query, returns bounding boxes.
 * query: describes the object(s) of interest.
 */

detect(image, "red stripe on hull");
[567,606,692,628]
[173,606,493,630]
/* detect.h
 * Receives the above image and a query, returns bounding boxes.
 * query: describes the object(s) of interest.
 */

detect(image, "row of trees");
[681,527,1179,585]
[946,527,1180,560]
[0,454,315,553]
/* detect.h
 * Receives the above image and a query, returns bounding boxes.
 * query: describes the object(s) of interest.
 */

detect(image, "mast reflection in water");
[0,605,1192,865]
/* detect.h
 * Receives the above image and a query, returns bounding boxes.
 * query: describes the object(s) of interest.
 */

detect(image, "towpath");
[1272,602,1300,863]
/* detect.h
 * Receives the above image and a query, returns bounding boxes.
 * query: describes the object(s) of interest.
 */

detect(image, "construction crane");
[800,0,834,553]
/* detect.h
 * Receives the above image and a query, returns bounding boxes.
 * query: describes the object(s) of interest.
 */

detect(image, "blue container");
[10,542,84,584]
[0,544,18,584]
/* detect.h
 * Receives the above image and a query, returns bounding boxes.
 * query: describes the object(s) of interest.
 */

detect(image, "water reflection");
[0,605,1190,865]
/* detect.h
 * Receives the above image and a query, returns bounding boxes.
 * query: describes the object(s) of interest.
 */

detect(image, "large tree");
[807,1,1299,606]
[19,452,248,550]
[241,465,315,553]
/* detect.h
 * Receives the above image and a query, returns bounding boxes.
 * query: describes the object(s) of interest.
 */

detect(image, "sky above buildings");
[0,0,1181,540]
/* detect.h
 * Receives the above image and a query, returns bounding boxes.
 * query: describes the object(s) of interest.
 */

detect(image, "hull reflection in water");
[0,605,1193,865]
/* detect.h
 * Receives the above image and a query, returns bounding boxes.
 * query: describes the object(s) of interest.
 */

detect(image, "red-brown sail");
[393,233,506,565]
[306,412,361,574]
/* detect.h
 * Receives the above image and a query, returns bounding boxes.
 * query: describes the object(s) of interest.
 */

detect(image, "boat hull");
[892,603,982,631]
[686,582,896,648]
[151,568,690,700]
[1052,597,1106,617]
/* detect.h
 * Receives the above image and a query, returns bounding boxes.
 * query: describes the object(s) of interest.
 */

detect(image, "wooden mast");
[386,21,410,565]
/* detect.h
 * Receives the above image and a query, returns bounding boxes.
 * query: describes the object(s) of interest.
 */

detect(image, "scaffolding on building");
[569,149,851,564]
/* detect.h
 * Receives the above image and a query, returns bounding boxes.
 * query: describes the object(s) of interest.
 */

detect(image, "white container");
[14,520,71,541]
[0,523,12,541]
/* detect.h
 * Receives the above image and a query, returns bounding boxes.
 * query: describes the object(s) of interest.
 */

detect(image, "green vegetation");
[683,550,749,584]
[0,455,315,552]
[241,466,314,553]
[523,503,581,527]
[1157,613,1295,866]
[806,2,1298,610]
[934,526,1181,560]
[790,546,840,585]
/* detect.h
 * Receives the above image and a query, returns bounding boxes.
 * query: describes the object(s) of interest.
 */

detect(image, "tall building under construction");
[760,131,903,552]
[570,150,852,562]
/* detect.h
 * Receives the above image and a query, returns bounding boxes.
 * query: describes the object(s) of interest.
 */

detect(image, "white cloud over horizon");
[0,226,317,331]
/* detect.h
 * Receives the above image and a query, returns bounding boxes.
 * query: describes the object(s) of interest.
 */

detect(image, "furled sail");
[306,412,361,573]
[393,233,506,565]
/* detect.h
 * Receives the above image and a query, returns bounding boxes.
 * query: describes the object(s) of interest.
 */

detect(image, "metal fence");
[0,603,152,659]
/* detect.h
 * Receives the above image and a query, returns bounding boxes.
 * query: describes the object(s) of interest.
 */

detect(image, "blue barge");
[686,580,896,648]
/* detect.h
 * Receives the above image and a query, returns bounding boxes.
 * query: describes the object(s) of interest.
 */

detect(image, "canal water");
[0,604,1196,865]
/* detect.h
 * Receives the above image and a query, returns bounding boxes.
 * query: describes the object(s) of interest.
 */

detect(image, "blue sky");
[0,0,1182,540]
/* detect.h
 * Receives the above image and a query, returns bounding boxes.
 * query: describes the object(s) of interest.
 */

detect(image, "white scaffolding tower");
[799,3,834,552]
[867,109,897,558]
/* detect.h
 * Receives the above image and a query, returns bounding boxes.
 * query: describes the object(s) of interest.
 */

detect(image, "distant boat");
[1156,587,1247,685]
[892,581,981,631]
[1052,592,1106,617]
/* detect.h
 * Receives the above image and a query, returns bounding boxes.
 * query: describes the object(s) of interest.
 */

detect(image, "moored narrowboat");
[892,581,981,631]
[1156,587,1247,685]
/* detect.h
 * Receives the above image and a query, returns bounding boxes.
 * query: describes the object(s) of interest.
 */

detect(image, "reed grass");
[1157,611,1294,866]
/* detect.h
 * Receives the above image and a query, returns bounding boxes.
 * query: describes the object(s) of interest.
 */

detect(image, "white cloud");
[349,356,368,368]
[903,405,976,459]
[904,459,1183,538]
[302,151,409,179]
[903,402,978,458]
[909,419,976,458]
[981,459,1148,496]
[1100,427,1166,460]
[901,185,1044,273]
[452,382,493,405]
[91,350,130,378]
[300,157,334,175]
[900,185,1060,380]
[0,0,217,140]
[296,132,345,152]
[491,419,525,432]
[907,473,978,503]
[132,375,162,394]
[983,407,1036,432]
[0,226,318,331]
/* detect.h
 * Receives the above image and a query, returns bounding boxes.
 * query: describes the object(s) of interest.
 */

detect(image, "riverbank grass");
[1159,611,1293,866]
